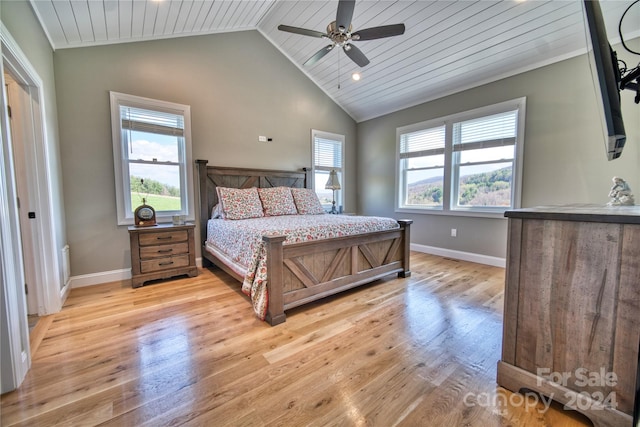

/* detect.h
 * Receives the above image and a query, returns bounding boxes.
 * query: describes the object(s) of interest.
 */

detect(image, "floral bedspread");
[206,214,399,320]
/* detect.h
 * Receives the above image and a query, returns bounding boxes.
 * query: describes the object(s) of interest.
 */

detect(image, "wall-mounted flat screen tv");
[583,0,626,161]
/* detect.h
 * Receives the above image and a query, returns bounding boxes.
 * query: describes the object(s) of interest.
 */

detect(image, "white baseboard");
[70,269,132,288]
[410,243,505,268]
[70,247,502,289]
[70,258,205,288]
[70,249,500,289]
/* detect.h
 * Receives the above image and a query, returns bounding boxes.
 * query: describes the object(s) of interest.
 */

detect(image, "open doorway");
[4,71,40,317]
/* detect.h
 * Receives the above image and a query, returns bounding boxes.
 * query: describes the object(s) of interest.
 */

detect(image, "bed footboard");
[263,219,412,325]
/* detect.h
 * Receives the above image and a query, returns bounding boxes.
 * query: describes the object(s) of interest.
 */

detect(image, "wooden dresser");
[128,223,198,288]
[498,204,640,427]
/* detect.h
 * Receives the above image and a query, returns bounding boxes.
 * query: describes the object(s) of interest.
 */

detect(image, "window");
[312,130,344,212]
[397,98,525,217]
[110,92,194,225]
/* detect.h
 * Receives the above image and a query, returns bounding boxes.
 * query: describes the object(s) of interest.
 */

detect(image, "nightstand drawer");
[138,230,188,246]
[140,242,189,259]
[140,255,190,273]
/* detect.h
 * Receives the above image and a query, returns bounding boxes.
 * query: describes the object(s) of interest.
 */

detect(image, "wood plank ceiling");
[29,0,639,122]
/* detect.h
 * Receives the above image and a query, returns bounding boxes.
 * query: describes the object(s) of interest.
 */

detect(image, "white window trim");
[395,97,526,219]
[311,129,345,211]
[110,91,194,226]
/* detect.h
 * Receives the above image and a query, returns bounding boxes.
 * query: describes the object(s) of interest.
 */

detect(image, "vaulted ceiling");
[30,0,639,122]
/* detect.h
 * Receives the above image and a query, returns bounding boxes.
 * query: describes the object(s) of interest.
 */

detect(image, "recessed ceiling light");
[352,73,361,81]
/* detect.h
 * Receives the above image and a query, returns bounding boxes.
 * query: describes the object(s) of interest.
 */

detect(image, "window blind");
[399,125,446,158]
[453,111,517,152]
[314,137,343,168]
[120,106,184,137]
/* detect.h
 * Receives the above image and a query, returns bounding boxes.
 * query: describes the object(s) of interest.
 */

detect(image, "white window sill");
[118,215,195,226]
[395,207,509,219]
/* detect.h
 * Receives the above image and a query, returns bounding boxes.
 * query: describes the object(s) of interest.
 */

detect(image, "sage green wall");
[53,31,357,276]
[357,39,639,259]
[1,1,67,285]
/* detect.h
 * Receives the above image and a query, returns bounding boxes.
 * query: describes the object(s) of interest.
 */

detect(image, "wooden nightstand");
[128,223,198,288]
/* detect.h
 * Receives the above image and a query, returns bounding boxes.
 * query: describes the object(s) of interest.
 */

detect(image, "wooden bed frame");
[196,160,412,325]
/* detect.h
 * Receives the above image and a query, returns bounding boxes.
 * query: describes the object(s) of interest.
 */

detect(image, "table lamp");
[325,169,341,214]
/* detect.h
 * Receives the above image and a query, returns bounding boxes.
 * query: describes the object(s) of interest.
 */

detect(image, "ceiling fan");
[277,0,405,67]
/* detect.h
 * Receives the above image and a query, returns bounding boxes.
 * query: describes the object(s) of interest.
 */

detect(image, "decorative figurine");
[607,176,635,206]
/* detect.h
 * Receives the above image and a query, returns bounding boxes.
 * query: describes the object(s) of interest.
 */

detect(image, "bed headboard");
[195,160,312,245]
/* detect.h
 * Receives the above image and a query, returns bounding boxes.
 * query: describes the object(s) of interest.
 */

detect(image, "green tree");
[431,187,442,203]
[130,176,180,198]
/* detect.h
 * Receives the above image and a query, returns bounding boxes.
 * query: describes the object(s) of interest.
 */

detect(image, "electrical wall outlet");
[451,228,457,237]
[258,136,267,142]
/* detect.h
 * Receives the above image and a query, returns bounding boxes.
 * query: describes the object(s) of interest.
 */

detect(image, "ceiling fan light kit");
[277,0,405,68]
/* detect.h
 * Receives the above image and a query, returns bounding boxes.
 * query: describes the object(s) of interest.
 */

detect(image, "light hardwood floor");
[1,252,594,426]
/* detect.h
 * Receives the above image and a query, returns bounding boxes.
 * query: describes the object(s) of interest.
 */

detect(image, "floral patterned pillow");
[258,187,297,216]
[291,188,326,215]
[217,187,264,220]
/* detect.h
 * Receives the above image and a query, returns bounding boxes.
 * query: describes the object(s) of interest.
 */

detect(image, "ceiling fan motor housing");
[327,22,354,46]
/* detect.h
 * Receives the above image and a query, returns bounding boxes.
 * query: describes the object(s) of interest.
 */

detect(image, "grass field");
[131,192,180,211]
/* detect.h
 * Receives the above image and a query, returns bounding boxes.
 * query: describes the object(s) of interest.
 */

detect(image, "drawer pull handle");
[157,236,173,240]
[158,249,173,253]
[159,261,174,266]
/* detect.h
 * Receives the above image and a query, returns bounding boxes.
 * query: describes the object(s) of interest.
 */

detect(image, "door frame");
[0,38,31,394]
[1,23,65,391]
[1,23,65,313]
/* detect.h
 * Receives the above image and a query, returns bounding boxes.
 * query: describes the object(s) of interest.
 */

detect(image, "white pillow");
[211,203,224,219]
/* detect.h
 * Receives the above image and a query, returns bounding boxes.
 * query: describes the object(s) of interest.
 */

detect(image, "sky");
[128,131,181,188]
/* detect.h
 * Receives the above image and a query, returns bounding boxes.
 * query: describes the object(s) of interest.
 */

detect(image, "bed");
[196,160,412,325]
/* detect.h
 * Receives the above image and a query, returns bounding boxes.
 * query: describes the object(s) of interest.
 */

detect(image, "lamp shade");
[325,170,341,190]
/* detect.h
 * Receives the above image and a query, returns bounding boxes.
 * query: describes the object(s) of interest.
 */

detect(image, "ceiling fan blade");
[304,45,334,66]
[277,25,327,39]
[343,44,369,67]
[336,0,356,32]
[352,24,405,41]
